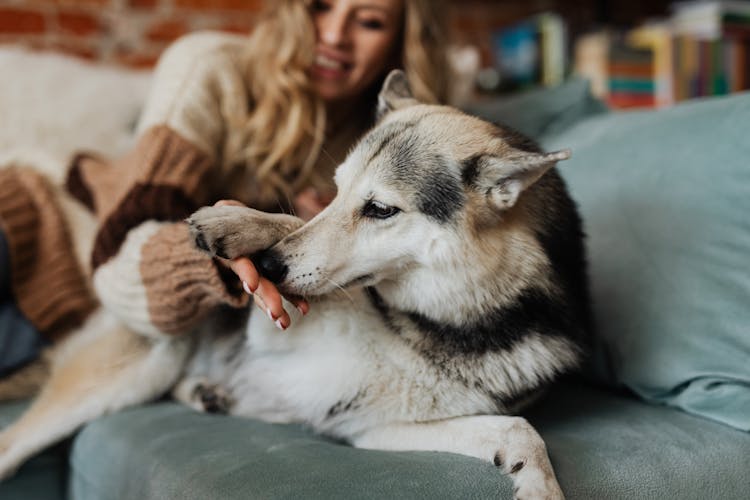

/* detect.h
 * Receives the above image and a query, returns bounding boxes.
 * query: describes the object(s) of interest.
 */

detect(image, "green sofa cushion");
[542,91,750,431]
[66,383,749,499]
[67,403,512,500]
[532,382,750,499]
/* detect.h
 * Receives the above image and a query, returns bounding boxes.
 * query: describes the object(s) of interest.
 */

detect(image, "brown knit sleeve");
[140,223,248,335]
[0,167,97,341]
[66,125,216,270]
[91,220,249,337]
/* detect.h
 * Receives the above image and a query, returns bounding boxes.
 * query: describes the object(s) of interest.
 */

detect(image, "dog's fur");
[0,71,590,499]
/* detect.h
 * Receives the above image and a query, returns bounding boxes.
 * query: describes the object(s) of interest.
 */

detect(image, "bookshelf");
[578,2,750,108]
[451,0,750,109]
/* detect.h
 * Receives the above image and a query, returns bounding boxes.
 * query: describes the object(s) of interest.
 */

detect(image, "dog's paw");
[186,205,243,259]
[460,417,563,500]
[190,383,233,414]
[494,455,563,500]
[493,446,563,500]
[187,205,303,260]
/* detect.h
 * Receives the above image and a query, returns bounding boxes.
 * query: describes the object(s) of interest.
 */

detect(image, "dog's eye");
[362,200,400,219]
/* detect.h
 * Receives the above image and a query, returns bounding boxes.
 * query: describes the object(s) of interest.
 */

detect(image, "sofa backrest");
[541,91,750,431]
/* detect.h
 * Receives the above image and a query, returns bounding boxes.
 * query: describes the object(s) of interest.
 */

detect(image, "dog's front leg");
[0,310,191,480]
[186,205,303,260]
[352,415,563,500]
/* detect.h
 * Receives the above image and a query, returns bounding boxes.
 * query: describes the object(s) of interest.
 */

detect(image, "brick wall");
[0,0,601,69]
[0,0,265,67]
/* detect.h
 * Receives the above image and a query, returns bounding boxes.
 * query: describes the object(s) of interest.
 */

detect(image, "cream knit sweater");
[61,31,366,338]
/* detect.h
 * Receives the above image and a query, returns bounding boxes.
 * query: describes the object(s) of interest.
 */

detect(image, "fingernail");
[243,281,252,294]
[296,305,307,316]
[266,309,274,321]
[275,318,286,331]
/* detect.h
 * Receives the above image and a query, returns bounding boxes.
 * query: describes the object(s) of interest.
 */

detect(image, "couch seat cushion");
[67,383,750,499]
[529,382,750,499]
[68,402,510,499]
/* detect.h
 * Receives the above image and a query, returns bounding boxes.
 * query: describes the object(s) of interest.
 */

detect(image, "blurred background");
[0,0,748,109]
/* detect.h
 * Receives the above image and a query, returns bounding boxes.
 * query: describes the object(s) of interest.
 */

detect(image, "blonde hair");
[402,0,452,104]
[237,0,452,204]
[236,0,324,204]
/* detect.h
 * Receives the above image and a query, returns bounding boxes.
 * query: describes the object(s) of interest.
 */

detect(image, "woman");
[0,0,451,374]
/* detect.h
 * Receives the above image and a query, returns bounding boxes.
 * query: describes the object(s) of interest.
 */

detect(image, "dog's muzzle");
[253,248,288,284]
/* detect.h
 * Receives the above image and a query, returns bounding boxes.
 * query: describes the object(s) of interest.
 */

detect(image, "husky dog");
[0,71,589,499]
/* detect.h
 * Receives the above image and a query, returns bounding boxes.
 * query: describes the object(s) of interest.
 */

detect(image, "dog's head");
[258,70,571,306]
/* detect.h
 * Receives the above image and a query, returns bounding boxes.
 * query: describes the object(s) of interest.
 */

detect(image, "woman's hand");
[214,200,309,330]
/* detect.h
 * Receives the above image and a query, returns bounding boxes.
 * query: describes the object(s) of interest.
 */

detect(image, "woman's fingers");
[225,257,300,330]
[253,277,290,330]
[214,199,245,207]
[213,197,310,328]
[228,257,260,294]
[288,297,310,316]
[252,285,309,331]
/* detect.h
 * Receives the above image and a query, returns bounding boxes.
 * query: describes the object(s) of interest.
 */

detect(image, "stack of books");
[671,1,750,100]
[607,37,660,108]
[574,0,750,109]
[574,30,665,109]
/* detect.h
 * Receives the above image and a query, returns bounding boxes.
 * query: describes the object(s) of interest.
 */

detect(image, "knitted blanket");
[0,46,151,183]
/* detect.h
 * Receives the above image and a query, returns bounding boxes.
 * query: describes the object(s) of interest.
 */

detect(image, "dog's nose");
[253,249,288,284]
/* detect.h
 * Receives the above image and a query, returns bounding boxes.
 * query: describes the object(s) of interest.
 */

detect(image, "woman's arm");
[67,33,259,338]
[92,220,250,338]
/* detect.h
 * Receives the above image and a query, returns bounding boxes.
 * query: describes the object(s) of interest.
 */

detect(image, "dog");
[0,70,590,499]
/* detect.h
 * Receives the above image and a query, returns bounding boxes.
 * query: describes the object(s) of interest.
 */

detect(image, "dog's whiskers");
[282,190,297,218]
[323,276,356,305]
[319,145,338,166]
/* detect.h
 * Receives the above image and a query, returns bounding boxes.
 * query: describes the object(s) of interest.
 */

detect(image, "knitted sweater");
[1,31,367,340]
[0,167,96,341]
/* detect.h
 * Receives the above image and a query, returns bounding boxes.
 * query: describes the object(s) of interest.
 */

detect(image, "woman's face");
[309,0,404,103]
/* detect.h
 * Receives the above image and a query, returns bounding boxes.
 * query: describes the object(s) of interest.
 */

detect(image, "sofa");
[1,47,748,499]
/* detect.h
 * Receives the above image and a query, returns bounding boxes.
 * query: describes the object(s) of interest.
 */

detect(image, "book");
[539,13,567,87]
[490,13,568,91]
[607,41,658,108]
[628,22,675,107]
[574,31,611,99]
[492,20,540,90]
[672,1,750,39]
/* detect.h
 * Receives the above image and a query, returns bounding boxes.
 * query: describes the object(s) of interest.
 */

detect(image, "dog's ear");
[377,69,419,119]
[467,149,571,211]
